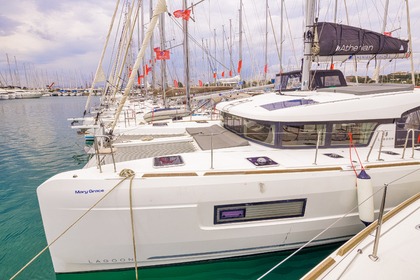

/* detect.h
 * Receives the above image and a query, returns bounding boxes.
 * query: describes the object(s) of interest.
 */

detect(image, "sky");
[0,0,419,88]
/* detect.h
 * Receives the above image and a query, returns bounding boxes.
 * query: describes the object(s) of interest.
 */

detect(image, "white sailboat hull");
[37,161,420,273]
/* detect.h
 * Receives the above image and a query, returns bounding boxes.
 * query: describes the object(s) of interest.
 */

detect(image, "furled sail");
[314,22,409,57]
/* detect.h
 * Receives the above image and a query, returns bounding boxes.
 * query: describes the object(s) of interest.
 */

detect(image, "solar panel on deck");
[260,99,317,111]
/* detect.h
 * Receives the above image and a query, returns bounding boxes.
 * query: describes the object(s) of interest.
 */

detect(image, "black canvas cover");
[316,22,408,56]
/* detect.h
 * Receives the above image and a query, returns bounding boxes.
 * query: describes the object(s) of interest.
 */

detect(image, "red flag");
[199,80,203,87]
[155,49,170,60]
[330,63,335,70]
[173,10,191,21]
[229,70,232,77]
[174,80,178,88]
[145,64,151,75]
[221,71,225,77]
[237,60,242,74]
[213,72,217,79]
[264,64,268,74]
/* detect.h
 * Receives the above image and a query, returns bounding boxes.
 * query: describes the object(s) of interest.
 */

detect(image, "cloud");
[0,0,419,88]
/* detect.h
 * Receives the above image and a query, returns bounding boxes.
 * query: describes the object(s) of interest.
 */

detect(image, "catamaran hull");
[37,164,420,273]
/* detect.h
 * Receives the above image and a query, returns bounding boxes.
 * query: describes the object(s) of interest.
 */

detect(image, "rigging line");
[242,2,262,80]
[167,15,231,71]
[268,6,281,72]
[102,2,126,105]
[284,3,299,69]
[258,165,420,279]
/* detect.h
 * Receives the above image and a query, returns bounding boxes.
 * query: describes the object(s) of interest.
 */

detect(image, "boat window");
[243,119,275,145]
[224,113,243,133]
[281,124,326,147]
[395,109,420,147]
[331,122,377,145]
[214,199,307,224]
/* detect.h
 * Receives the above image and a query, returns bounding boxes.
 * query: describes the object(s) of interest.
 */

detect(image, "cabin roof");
[319,83,414,95]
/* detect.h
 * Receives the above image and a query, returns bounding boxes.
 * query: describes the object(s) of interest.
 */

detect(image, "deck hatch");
[247,156,278,167]
[323,153,344,158]
[260,99,317,111]
[214,198,306,224]
[153,155,184,168]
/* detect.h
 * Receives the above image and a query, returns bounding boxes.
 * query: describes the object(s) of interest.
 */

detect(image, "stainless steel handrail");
[94,135,116,173]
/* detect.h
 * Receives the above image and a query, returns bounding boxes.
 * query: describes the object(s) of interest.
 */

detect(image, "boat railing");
[312,130,322,165]
[93,135,116,173]
[401,128,415,159]
[123,108,137,127]
[366,130,386,162]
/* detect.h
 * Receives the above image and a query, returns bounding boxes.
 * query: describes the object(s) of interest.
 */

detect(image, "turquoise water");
[0,97,341,279]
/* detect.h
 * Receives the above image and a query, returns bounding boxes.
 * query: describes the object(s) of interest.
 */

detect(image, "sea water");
[0,97,340,280]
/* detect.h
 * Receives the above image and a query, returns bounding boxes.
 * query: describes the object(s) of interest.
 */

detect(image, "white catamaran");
[36,0,420,274]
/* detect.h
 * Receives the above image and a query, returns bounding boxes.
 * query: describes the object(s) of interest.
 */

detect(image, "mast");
[110,0,167,133]
[264,0,268,82]
[6,54,14,87]
[238,0,243,86]
[279,0,284,73]
[229,19,233,76]
[183,0,191,112]
[405,0,415,86]
[149,0,156,89]
[373,0,389,83]
[213,28,217,84]
[141,1,145,93]
[83,0,121,116]
[301,0,315,91]
[159,11,168,106]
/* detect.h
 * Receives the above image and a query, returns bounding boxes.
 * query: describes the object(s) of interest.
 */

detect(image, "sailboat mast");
[159,12,167,106]
[150,0,156,91]
[6,54,14,87]
[229,19,233,76]
[110,0,167,133]
[183,0,191,111]
[280,0,284,73]
[301,0,315,91]
[264,0,268,82]
[83,0,121,116]
[405,0,415,86]
[373,0,389,83]
[239,0,243,86]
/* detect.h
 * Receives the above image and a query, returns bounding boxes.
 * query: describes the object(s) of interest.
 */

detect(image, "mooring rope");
[125,168,139,280]
[10,168,135,280]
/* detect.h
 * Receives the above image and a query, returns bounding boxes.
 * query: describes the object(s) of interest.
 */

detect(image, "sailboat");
[301,192,420,280]
[35,0,420,274]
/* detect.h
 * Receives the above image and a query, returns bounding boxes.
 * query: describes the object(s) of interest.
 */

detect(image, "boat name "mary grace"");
[74,189,105,195]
